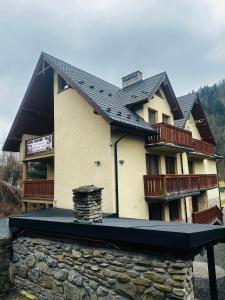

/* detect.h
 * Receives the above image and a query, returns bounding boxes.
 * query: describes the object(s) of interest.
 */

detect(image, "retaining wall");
[10,235,194,300]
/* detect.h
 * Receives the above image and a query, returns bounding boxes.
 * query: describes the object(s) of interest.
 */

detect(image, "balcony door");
[149,202,163,220]
[165,156,176,174]
[169,199,180,221]
[146,154,159,175]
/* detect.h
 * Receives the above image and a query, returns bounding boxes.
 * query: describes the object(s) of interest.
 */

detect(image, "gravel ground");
[194,206,225,300]
[0,218,11,238]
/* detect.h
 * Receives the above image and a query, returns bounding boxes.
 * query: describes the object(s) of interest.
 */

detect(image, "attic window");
[106,107,111,112]
[89,85,95,89]
[58,75,69,92]
[78,80,84,85]
[117,111,122,116]
[108,93,112,97]
[99,89,104,93]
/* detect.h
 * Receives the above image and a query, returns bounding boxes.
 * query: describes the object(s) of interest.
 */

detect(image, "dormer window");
[58,75,69,92]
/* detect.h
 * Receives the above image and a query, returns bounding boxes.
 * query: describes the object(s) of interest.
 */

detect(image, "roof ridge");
[42,52,121,91]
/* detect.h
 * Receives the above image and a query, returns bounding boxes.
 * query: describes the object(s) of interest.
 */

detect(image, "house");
[3,52,222,223]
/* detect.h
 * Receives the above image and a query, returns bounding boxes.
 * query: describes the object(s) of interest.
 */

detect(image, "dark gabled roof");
[43,53,155,135]
[119,72,165,106]
[175,92,215,144]
[3,52,184,152]
[174,93,197,128]
[119,72,183,120]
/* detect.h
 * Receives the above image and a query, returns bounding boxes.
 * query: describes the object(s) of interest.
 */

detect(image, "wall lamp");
[119,160,125,165]
[94,161,101,166]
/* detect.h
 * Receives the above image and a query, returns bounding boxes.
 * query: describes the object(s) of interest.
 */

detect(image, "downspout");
[180,153,188,222]
[216,159,222,209]
[114,134,127,217]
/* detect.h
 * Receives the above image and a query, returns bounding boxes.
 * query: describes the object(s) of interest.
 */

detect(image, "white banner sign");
[26,135,53,155]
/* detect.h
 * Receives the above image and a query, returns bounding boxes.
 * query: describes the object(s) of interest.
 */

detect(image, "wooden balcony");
[144,174,218,200]
[25,133,54,159]
[146,123,193,152]
[191,139,215,158]
[192,206,223,225]
[23,180,54,199]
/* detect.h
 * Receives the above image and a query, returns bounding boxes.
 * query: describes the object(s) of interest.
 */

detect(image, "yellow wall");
[112,133,149,219]
[136,91,174,125]
[185,114,201,140]
[54,72,114,212]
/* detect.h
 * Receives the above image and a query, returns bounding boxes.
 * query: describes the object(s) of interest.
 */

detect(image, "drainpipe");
[114,134,127,217]
[180,153,188,222]
[216,159,222,210]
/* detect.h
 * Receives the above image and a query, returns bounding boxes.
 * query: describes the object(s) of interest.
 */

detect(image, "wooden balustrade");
[24,180,54,198]
[192,139,215,156]
[147,123,193,149]
[144,174,218,198]
[192,206,223,224]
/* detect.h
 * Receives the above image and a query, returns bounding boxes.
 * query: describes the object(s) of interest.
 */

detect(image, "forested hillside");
[198,80,225,179]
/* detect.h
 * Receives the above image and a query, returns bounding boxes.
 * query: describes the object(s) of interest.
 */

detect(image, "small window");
[58,75,69,92]
[165,156,176,174]
[162,114,170,124]
[188,160,194,174]
[148,109,157,125]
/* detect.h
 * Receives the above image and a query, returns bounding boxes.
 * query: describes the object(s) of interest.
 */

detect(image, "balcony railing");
[147,123,193,149]
[144,174,218,198]
[24,180,54,198]
[192,206,223,225]
[192,139,215,156]
[25,134,54,156]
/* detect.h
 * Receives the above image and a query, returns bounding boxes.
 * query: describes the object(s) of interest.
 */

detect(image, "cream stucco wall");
[112,133,149,219]
[53,72,114,212]
[136,91,174,125]
[185,114,201,140]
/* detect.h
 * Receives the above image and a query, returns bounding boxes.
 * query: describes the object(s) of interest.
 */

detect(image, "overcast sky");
[1,0,225,148]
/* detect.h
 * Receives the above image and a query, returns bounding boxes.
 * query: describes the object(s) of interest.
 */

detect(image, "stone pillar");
[0,238,11,296]
[73,185,103,223]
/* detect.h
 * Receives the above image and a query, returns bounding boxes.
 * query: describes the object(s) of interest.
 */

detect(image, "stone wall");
[0,237,11,296]
[10,235,194,300]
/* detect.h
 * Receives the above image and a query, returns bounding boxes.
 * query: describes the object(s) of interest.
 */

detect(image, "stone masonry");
[0,237,11,296]
[73,185,103,223]
[11,235,194,300]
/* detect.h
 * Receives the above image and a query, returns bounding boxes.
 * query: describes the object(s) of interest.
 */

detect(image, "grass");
[221,198,225,206]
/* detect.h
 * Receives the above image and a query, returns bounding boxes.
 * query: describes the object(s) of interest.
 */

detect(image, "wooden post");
[22,162,28,212]
[207,245,218,300]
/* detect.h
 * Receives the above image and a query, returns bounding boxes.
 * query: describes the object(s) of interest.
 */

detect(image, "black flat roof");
[9,208,225,256]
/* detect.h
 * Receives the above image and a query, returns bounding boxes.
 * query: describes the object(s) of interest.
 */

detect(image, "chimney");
[73,185,103,223]
[122,71,143,88]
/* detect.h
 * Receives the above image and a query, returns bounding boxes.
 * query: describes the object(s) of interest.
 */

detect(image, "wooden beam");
[22,107,53,119]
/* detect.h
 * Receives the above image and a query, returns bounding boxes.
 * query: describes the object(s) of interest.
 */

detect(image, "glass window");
[162,114,170,124]
[165,156,176,174]
[148,109,157,125]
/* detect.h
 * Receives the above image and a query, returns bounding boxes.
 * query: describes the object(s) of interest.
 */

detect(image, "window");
[146,154,159,175]
[188,160,194,174]
[192,196,198,213]
[165,156,176,174]
[58,75,69,92]
[169,200,180,221]
[148,109,157,125]
[149,202,163,220]
[162,114,170,124]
